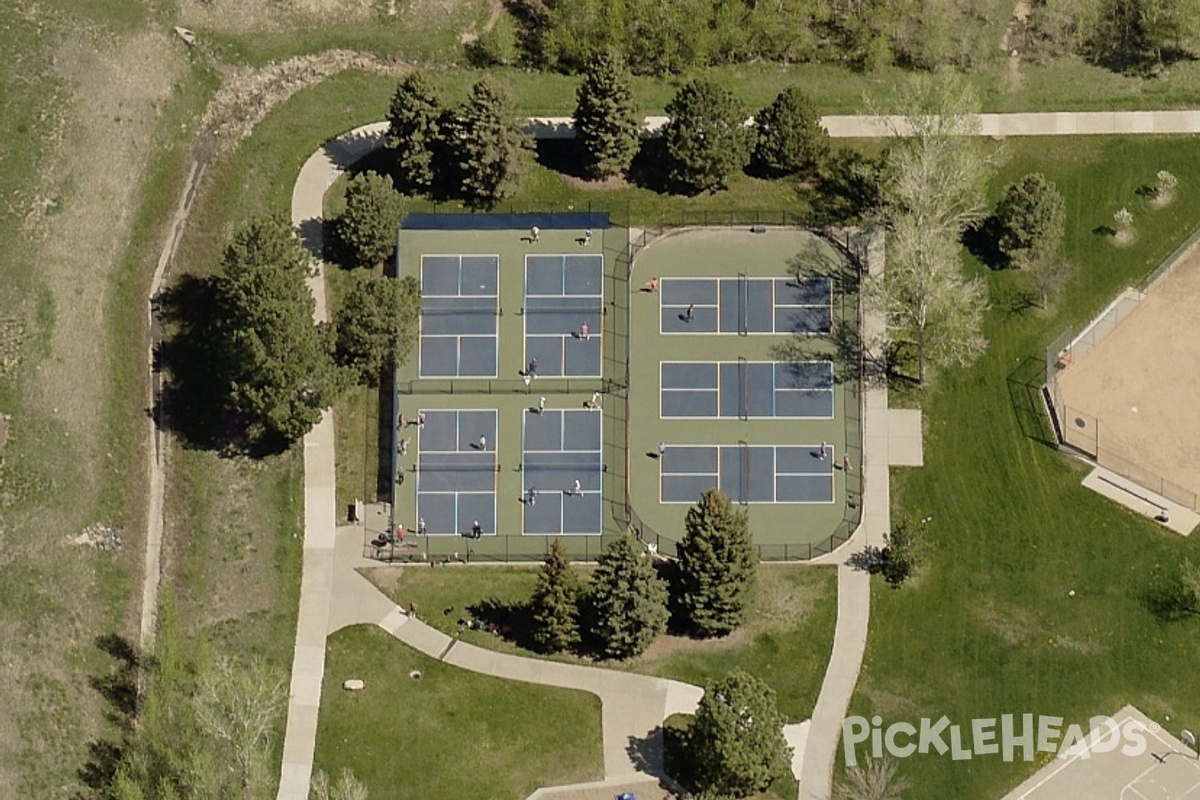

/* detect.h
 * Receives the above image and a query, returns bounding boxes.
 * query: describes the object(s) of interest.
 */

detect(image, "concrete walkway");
[277,125,389,800]
[524,110,1200,140]
[798,230,923,800]
[277,124,703,800]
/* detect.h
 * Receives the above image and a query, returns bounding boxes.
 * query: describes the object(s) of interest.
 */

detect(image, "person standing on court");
[573,478,582,495]
[531,225,540,242]
[583,229,592,246]
[538,396,546,414]
[528,358,538,377]
[528,487,538,505]
[579,320,590,340]
[658,442,666,458]
[819,440,828,460]
[685,304,694,322]
[479,434,487,450]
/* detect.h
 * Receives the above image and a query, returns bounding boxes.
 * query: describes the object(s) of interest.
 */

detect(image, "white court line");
[1013,719,1200,800]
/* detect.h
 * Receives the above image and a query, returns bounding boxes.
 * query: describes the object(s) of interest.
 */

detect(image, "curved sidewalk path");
[277,124,702,800]
[279,101,1180,799]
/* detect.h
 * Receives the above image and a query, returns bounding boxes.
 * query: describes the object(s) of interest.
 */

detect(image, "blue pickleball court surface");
[414,409,498,536]
[660,360,834,419]
[523,254,604,378]
[419,254,500,378]
[660,276,832,335]
[659,444,834,504]
[521,408,603,535]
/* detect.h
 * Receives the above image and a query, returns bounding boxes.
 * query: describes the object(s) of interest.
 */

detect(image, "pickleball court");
[414,409,498,536]
[660,276,832,335]
[660,444,835,504]
[418,254,500,378]
[522,408,604,535]
[660,360,835,419]
[523,254,604,378]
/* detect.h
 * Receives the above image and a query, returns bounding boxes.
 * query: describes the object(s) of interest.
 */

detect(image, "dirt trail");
[140,48,414,652]
[1001,0,1033,91]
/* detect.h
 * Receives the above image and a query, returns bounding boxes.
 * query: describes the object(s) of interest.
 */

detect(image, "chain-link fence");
[1044,224,1200,511]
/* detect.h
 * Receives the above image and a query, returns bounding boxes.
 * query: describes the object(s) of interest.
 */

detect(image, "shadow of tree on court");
[770,324,899,389]
[1006,355,1061,448]
[152,275,288,457]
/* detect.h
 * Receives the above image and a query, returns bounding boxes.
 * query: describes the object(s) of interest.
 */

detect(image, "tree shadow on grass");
[962,216,1008,270]
[534,138,591,180]
[464,597,540,652]
[375,374,396,499]
[152,275,288,457]
[1006,355,1060,447]
[627,137,692,196]
[75,634,141,798]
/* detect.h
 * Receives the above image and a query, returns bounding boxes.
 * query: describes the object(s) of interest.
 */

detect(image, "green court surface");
[388,216,861,562]
[628,228,861,558]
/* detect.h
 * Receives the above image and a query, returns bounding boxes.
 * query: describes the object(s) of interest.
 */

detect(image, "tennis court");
[414,409,498,536]
[660,444,835,504]
[419,254,500,378]
[660,360,834,419]
[523,254,604,378]
[660,276,832,335]
[522,408,604,535]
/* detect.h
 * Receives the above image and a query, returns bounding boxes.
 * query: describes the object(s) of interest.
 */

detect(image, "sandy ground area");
[1058,245,1200,503]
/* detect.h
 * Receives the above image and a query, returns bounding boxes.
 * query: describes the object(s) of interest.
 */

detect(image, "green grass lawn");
[368,563,837,721]
[314,625,603,800]
[846,136,1200,796]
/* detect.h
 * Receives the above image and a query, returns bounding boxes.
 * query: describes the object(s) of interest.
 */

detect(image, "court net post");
[738,356,749,421]
[738,439,750,506]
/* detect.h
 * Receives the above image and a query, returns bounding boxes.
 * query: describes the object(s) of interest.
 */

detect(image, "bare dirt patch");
[975,598,1037,645]
[198,50,411,157]
[1058,244,1200,503]
[32,30,184,459]
[563,174,632,192]
[1150,191,1175,208]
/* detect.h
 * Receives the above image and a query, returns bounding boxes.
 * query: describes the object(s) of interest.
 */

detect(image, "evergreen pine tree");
[753,86,830,177]
[335,272,421,386]
[689,670,793,798]
[386,72,441,194]
[676,488,757,637]
[574,50,640,179]
[334,171,404,269]
[530,539,582,653]
[994,172,1066,267]
[663,79,752,193]
[454,76,532,209]
[589,534,668,659]
[215,216,345,443]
